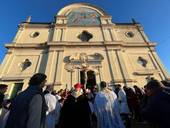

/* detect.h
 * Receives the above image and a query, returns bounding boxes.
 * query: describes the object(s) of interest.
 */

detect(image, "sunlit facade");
[0,3,169,98]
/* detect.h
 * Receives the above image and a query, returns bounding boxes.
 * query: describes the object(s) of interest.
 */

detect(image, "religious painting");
[67,8,101,26]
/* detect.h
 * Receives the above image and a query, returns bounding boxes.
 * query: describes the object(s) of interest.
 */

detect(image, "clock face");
[67,8,101,26]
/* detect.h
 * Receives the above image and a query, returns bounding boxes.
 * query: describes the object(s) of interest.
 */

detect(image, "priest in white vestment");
[44,85,59,128]
[118,85,130,114]
[94,81,125,128]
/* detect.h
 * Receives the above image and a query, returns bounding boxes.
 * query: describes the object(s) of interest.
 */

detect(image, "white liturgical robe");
[94,88,125,128]
[45,93,59,128]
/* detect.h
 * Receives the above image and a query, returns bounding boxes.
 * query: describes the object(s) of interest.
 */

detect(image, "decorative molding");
[67,52,104,63]
[19,23,51,29]
[54,82,62,86]
[54,24,67,28]
[6,51,13,54]
[100,15,112,19]
[0,76,30,81]
[113,79,137,83]
[5,43,48,49]
[133,70,160,75]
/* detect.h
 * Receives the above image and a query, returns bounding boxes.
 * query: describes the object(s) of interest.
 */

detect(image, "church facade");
[0,3,169,98]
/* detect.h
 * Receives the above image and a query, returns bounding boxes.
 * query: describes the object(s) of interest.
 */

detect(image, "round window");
[30,32,40,38]
[125,31,134,38]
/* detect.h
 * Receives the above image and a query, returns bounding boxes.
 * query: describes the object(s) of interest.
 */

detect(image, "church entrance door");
[80,70,96,89]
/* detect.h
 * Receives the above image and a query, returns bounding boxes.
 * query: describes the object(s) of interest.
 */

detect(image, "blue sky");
[0,0,170,74]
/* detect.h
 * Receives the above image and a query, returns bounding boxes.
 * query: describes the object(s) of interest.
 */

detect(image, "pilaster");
[44,51,55,83]
[52,28,62,41]
[136,25,150,42]
[105,49,114,81]
[13,26,24,42]
[110,29,118,41]
[115,50,131,84]
[55,50,64,85]
[0,52,13,77]
[150,51,169,80]
[61,28,66,41]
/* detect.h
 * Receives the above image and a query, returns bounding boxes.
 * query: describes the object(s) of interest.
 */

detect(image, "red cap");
[74,83,82,89]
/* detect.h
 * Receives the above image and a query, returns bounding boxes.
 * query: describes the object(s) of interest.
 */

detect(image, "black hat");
[29,73,47,85]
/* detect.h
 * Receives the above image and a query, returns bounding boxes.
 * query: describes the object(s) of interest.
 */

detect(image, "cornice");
[5,43,48,49]
[114,79,137,83]
[47,41,156,47]
[19,22,52,29]
[4,41,156,49]
[17,22,142,29]
[0,75,30,81]
[54,24,67,29]
[133,69,160,76]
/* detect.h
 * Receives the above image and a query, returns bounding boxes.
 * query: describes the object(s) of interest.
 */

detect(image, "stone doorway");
[80,70,96,89]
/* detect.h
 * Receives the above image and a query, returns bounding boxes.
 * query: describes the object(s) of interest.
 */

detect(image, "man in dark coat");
[58,83,92,128]
[0,84,8,109]
[0,84,8,128]
[5,73,47,128]
[142,79,170,128]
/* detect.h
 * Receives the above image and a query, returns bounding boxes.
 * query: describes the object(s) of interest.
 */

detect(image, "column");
[38,52,48,74]
[101,27,106,41]
[44,51,57,83]
[115,50,131,84]
[105,49,115,81]
[136,25,150,42]
[61,28,66,41]
[95,66,102,83]
[110,29,118,41]
[35,54,42,72]
[47,28,54,42]
[77,68,80,83]
[0,52,13,76]
[103,29,112,41]
[52,28,62,41]
[49,51,58,83]
[55,50,64,84]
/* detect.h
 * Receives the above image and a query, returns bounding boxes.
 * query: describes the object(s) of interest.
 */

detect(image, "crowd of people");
[0,73,170,128]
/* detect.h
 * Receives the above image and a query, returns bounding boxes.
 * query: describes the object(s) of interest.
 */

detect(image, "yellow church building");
[0,3,169,98]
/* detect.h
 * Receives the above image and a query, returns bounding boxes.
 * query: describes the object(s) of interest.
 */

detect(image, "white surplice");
[45,93,59,128]
[94,88,125,128]
[118,89,130,114]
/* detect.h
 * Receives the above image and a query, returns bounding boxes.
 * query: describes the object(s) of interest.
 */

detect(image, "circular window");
[125,31,134,38]
[30,32,40,38]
